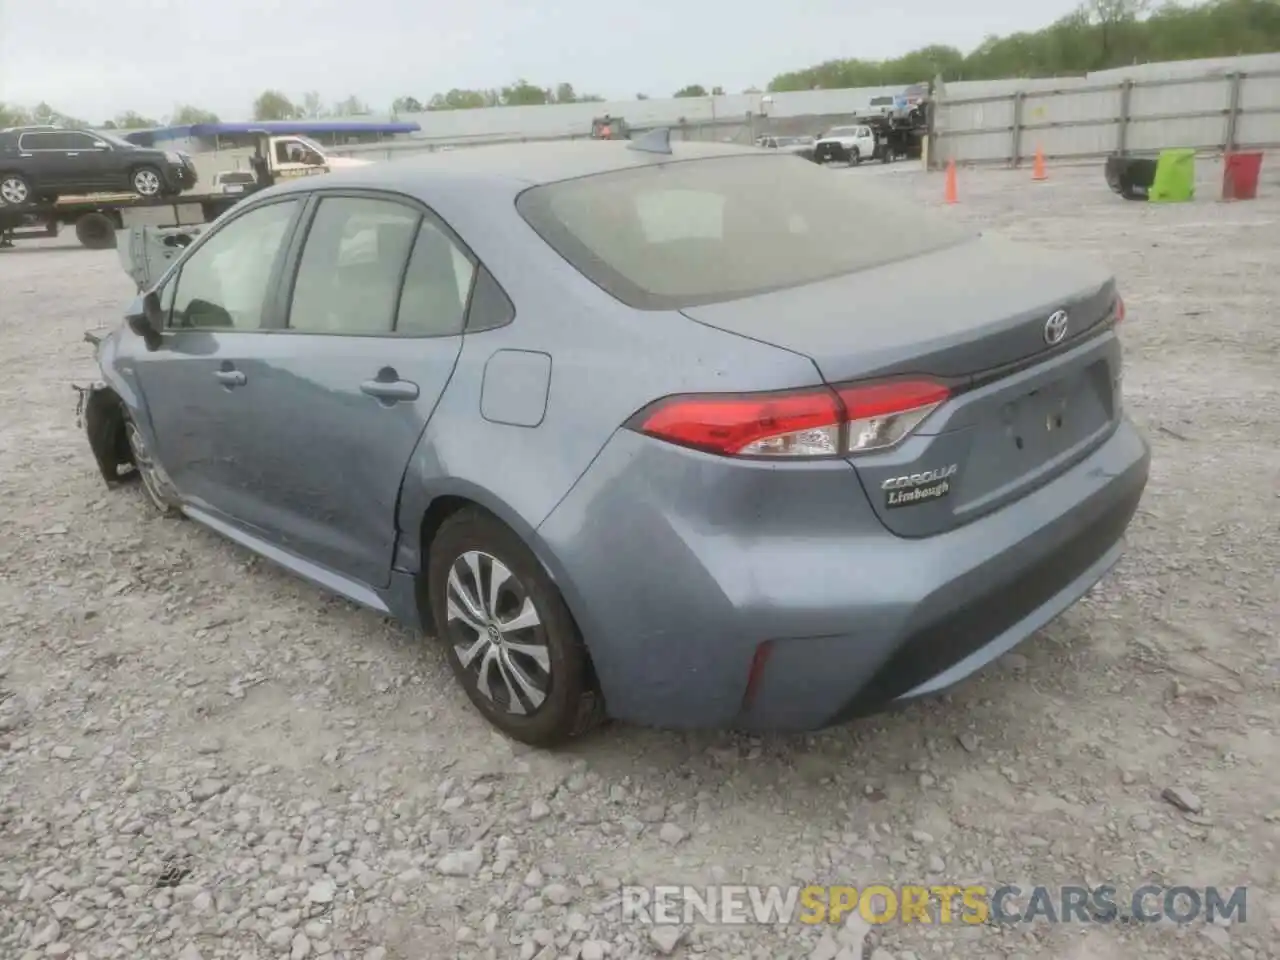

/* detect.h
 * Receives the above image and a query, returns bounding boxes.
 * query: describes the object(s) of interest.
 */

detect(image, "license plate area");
[952,360,1113,513]
[1003,378,1079,461]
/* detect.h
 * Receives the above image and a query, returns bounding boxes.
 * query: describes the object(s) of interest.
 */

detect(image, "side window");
[465,266,515,333]
[18,132,59,151]
[65,132,101,150]
[395,218,476,337]
[170,200,300,331]
[288,197,420,335]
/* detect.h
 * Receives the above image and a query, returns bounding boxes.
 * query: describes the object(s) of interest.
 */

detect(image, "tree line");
[0,102,220,130]
[2,0,1275,129]
[768,0,1280,91]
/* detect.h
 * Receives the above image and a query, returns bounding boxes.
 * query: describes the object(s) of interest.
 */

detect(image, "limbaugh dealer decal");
[882,464,958,509]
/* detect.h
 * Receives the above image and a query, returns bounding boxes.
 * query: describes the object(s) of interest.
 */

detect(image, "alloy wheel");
[133,169,161,196]
[445,550,551,716]
[1,176,30,205]
[124,420,173,512]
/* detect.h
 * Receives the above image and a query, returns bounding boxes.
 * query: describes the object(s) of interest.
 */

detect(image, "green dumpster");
[1148,148,1196,203]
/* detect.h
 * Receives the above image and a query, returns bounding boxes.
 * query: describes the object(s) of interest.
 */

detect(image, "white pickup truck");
[812,125,877,166]
[194,134,372,192]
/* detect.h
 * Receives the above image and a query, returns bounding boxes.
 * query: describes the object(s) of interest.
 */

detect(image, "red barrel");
[1223,151,1263,201]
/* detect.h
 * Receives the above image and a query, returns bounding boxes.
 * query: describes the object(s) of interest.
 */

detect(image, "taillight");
[1113,294,1126,325]
[629,378,949,459]
[836,380,951,453]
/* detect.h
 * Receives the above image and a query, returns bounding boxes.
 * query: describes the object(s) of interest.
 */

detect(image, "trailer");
[0,190,255,250]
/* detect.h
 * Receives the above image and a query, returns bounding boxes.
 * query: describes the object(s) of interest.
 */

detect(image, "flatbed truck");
[0,189,258,250]
[0,128,366,251]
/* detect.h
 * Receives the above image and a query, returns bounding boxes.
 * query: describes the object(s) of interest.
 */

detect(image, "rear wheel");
[0,173,32,206]
[426,508,604,747]
[131,166,164,198]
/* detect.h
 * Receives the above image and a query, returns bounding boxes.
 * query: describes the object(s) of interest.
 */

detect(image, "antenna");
[628,127,672,155]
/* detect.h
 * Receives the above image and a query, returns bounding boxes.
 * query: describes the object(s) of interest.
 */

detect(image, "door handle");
[65,152,80,157]
[360,379,419,402]
[214,370,246,387]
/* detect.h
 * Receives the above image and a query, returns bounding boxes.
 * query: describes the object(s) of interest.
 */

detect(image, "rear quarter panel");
[391,185,827,575]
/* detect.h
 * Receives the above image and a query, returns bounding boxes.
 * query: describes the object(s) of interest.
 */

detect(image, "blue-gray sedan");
[81,137,1150,746]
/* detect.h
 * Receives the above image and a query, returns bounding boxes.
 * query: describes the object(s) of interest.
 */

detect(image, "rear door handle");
[65,152,80,157]
[360,379,419,402]
[214,370,246,387]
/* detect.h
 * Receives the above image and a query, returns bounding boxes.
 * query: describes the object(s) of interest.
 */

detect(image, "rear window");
[515,154,972,311]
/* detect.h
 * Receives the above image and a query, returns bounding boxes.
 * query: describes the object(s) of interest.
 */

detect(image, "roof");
[122,120,421,144]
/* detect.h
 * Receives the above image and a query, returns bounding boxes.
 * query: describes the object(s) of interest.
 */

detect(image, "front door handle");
[65,152,80,157]
[360,378,419,402]
[214,370,246,387]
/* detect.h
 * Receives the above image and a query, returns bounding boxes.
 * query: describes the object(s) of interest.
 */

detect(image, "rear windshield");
[515,153,972,310]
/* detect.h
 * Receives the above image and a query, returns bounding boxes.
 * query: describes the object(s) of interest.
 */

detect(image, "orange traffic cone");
[944,159,958,204]
[1032,147,1047,181]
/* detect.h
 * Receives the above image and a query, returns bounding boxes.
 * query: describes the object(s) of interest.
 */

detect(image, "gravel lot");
[1,159,1278,960]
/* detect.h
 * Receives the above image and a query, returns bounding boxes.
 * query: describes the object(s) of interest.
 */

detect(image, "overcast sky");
[0,0,1082,123]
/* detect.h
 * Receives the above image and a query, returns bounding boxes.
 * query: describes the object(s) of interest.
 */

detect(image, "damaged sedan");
[79,136,1150,746]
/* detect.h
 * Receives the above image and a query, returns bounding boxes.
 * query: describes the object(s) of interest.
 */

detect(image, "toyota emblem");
[1043,309,1069,346]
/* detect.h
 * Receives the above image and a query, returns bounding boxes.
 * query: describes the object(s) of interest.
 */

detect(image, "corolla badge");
[882,464,958,509]
[1043,309,1069,346]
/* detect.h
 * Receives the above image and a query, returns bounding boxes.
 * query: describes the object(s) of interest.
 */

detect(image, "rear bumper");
[536,416,1150,732]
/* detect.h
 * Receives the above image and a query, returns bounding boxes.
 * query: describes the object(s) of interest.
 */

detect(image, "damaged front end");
[74,330,136,488]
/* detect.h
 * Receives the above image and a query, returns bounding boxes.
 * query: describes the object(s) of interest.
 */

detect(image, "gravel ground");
[1,159,1278,960]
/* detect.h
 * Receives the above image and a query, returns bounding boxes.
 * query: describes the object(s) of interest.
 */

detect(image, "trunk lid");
[679,234,1115,384]
[680,235,1124,536]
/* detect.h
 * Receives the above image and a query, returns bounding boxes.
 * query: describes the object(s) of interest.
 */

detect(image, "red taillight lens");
[633,387,844,457]
[631,378,950,459]
[1114,295,1126,324]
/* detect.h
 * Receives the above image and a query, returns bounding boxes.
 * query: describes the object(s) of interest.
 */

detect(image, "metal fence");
[931,69,1280,168]
[324,113,865,162]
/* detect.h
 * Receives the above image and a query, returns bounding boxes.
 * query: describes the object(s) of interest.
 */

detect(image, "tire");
[427,508,604,747]
[0,173,33,207]
[130,166,164,198]
[850,148,862,166]
[123,416,181,517]
[75,212,117,250]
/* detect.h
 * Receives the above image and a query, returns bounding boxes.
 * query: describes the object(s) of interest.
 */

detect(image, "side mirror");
[125,292,165,352]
